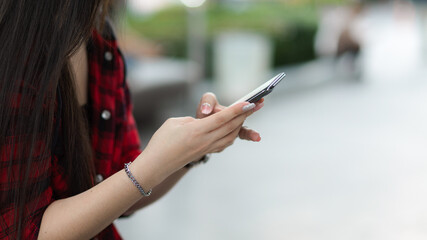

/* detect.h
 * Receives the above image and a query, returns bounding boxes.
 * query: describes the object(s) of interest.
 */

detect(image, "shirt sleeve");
[0,129,54,239]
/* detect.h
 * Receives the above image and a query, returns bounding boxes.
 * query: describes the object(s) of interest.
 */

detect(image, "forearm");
[37,102,255,239]
[124,167,189,214]
[39,153,166,240]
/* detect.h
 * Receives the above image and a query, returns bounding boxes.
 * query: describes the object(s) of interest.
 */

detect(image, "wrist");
[131,152,168,191]
[125,162,152,196]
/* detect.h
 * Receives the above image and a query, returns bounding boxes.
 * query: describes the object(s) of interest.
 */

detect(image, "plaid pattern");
[0,25,142,239]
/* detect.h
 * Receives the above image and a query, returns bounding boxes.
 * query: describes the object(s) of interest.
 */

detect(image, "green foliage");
[126,7,188,58]
[126,3,322,68]
[273,22,317,66]
[207,3,318,36]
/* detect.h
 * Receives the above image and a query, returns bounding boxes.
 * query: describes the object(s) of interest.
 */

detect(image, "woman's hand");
[132,101,257,189]
[196,92,264,142]
[39,99,259,240]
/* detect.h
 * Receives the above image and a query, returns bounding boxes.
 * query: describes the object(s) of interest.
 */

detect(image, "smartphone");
[231,72,286,105]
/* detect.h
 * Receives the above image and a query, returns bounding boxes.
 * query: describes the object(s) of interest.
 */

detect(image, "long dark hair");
[0,0,112,238]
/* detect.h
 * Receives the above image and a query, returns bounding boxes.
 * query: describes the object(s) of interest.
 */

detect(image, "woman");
[0,0,263,239]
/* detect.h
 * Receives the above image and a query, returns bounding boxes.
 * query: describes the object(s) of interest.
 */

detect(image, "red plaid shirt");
[0,26,142,239]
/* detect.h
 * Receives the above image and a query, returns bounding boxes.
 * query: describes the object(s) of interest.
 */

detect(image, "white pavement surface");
[116,5,427,240]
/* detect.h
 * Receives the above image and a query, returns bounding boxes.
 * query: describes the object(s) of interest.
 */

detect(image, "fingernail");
[252,132,261,142]
[201,103,212,115]
[242,103,256,112]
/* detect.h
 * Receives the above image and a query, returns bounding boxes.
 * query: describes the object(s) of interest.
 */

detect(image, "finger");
[209,108,253,140]
[256,98,264,104]
[209,124,242,153]
[213,99,259,115]
[196,92,218,118]
[239,127,261,142]
[201,102,255,132]
[212,105,225,114]
[253,102,264,113]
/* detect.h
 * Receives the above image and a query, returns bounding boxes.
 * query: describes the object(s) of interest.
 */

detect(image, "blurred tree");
[125,1,349,74]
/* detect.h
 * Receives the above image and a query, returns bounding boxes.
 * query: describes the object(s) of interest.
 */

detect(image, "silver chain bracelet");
[124,162,152,197]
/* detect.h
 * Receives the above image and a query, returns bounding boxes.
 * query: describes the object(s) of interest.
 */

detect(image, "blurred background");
[114,0,427,239]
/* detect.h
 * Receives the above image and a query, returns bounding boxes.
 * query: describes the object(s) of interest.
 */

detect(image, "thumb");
[196,92,218,118]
